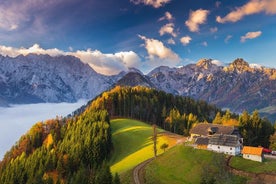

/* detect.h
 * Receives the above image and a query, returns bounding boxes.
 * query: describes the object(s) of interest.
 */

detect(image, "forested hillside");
[86,86,221,135]
[0,109,114,184]
[85,86,275,147]
[0,86,274,184]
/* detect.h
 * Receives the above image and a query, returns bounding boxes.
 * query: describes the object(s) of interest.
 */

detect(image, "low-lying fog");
[0,100,88,160]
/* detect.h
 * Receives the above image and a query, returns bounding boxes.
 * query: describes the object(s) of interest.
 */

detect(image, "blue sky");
[0,0,275,75]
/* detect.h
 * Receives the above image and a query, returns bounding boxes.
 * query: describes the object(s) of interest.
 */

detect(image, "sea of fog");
[0,100,88,160]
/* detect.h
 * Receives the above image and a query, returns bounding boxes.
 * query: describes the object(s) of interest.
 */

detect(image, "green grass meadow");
[230,156,276,174]
[144,146,246,184]
[109,119,167,174]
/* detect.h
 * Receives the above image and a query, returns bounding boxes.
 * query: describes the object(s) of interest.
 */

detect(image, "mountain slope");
[147,58,276,119]
[0,54,114,105]
[1,54,275,121]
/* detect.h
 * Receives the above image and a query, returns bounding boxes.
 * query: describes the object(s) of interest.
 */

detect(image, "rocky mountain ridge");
[0,54,114,105]
[0,54,275,121]
[146,58,276,121]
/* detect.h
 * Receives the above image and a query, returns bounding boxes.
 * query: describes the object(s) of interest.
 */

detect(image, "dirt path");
[132,132,186,184]
[133,158,154,184]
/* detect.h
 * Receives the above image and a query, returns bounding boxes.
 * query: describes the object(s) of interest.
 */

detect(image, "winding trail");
[132,132,186,184]
[133,158,154,184]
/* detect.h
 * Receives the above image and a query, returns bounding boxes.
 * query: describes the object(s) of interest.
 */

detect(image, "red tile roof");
[242,146,263,156]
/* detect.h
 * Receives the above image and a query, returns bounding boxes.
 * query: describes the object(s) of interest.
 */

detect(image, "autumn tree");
[160,143,169,153]
[213,112,222,124]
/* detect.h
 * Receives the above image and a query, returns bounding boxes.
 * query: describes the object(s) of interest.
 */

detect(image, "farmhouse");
[207,134,242,155]
[190,123,240,139]
[242,146,264,162]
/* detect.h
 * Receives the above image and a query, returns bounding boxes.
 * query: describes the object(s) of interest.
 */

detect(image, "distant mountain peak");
[231,58,249,67]
[195,59,223,71]
[127,67,144,75]
[116,72,155,88]
[196,59,213,68]
[225,58,251,73]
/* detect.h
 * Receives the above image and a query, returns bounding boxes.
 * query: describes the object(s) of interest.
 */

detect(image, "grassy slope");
[109,119,183,174]
[144,146,246,184]
[230,156,276,174]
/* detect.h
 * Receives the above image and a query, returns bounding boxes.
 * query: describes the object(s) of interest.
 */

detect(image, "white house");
[242,146,263,162]
[207,134,242,155]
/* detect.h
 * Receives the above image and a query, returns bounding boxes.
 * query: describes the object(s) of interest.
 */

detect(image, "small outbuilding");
[242,146,263,162]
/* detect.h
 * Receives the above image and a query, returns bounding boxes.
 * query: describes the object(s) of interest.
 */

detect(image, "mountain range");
[0,54,275,121]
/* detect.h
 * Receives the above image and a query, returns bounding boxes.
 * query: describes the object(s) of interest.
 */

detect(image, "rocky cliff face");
[1,54,275,121]
[0,54,114,105]
[147,58,276,120]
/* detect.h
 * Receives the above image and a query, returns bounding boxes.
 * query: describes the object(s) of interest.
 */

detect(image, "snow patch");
[211,60,225,66]
[249,63,263,69]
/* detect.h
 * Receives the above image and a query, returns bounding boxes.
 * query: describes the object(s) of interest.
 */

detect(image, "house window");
[230,147,232,150]
[218,146,220,149]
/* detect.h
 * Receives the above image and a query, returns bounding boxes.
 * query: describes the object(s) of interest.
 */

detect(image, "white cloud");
[159,11,174,21]
[201,41,208,47]
[70,50,141,75]
[210,27,218,33]
[139,35,180,61]
[159,23,177,37]
[224,35,233,43]
[0,44,65,57]
[180,36,192,46]
[0,44,141,75]
[240,31,262,42]
[216,0,276,23]
[0,0,61,31]
[130,0,171,8]
[167,38,175,45]
[185,9,209,32]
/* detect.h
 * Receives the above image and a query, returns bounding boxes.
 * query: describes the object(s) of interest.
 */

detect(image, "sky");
[0,100,87,159]
[0,0,276,75]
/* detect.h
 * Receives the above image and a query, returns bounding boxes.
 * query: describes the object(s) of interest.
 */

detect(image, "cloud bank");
[0,44,141,75]
[0,100,87,160]
[240,31,262,42]
[217,0,276,23]
[130,0,171,8]
[185,9,209,32]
